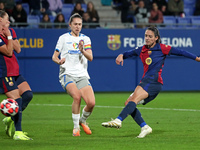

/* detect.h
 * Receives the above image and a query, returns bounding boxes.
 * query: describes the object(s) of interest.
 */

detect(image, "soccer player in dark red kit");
[102,26,200,138]
[0,10,33,140]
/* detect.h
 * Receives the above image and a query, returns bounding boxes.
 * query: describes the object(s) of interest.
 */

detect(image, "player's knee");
[21,90,33,111]
[22,90,33,101]
[87,100,95,109]
[73,94,81,103]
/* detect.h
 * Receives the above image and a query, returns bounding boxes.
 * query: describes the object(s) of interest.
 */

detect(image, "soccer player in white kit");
[52,13,95,136]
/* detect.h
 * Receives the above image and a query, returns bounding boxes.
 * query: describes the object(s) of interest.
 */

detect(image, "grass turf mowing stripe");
[29,103,200,112]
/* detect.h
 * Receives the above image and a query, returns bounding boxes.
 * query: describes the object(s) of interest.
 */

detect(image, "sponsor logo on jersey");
[148,51,152,55]
[145,57,152,65]
[107,34,121,50]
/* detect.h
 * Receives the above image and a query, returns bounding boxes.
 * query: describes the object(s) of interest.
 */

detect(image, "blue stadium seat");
[177,17,191,28]
[163,16,177,27]
[27,15,40,28]
[82,4,87,12]
[191,16,200,28]
[62,4,74,20]
[22,3,29,15]
[184,0,196,5]
[184,0,196,16]
[184,6,195,16]
[49,15,56,22]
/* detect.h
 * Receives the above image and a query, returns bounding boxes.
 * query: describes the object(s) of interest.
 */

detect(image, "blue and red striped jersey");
[123,43,171,84]
[0,28,20,78]
[123,43,197,85]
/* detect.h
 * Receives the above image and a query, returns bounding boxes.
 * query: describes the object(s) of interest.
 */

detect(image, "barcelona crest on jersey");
[145,57,152,65]
[107,35,121,50]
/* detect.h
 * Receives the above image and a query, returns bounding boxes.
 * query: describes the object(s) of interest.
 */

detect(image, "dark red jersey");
[0,28,20,78]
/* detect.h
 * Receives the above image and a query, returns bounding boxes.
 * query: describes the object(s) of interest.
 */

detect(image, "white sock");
[80,109,91,123]
[72,113,80,129]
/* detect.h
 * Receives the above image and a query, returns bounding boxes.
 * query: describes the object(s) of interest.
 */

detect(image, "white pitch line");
[30,103,200,112]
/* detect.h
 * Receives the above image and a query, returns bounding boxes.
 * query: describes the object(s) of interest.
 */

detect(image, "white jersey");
[55,32,92,79]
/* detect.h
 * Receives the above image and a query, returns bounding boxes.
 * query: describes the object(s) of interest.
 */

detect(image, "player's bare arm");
[13,39,21,53]
[79,41,93,61]
[0,27,13,56]
[52,50,65,65]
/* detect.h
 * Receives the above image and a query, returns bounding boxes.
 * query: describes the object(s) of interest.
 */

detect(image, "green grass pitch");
[0,92,200,150]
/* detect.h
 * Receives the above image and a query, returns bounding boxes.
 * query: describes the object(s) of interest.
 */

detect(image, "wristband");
[7,36,12,40]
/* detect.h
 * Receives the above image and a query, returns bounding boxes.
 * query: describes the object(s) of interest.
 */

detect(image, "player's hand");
[2,27,11,37]
[195,57,200,62]
[79,40,84,53]
[116,54,124,66]
[59,58,65,65]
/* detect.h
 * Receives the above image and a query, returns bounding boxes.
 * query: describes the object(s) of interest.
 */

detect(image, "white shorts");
[59,74,91,90]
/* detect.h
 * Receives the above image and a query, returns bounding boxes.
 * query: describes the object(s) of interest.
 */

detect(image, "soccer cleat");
[13,131,33,140]
[73,128,80,136]
[101,118,122,129]
[2,117,14,137]
[137,100,145,105]
[80,122,92,135]
[137,125,152,138]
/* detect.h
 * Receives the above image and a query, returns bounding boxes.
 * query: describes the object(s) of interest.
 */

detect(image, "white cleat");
[101,118,122,129]
[137,125,152,138]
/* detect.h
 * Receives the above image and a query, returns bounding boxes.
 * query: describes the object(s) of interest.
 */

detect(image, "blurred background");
[3,0,200,92]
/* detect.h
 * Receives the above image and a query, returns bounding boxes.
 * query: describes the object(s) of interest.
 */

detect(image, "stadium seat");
[101,0,112,6]
[184,0,196,16]
[62,4,74,20]
[27,15,40,28]
[191,16,200,28]
[184,0,196,5]
[22,3,30,15]
[82,4,87,12]
[49,15,56,23]
[177,17,191,28]
[163,16,177,28]
[184,7,195,16]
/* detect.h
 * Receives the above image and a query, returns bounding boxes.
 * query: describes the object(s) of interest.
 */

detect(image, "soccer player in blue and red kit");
[0,10,33,140]
[102,26,200,138]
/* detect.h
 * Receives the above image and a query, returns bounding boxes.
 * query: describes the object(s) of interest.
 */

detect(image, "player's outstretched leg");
[102,101,137,129]
[13,131,33,140]
[2,117,14,137]
[137,125,152,138]
[102,118,122,129]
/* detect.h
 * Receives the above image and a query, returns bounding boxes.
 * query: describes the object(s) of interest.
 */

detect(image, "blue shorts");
[139,78,162,105]
[0,75,26,94]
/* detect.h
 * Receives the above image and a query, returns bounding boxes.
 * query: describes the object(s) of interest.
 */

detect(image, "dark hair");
[0,10,6,18]
[87,1,96,16]
[69,13,82,24]
[54,13,65,23]
[146,26,161,43]
[42,13,50,22]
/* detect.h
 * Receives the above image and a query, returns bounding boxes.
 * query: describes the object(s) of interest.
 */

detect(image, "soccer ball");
[0,98,19,116]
